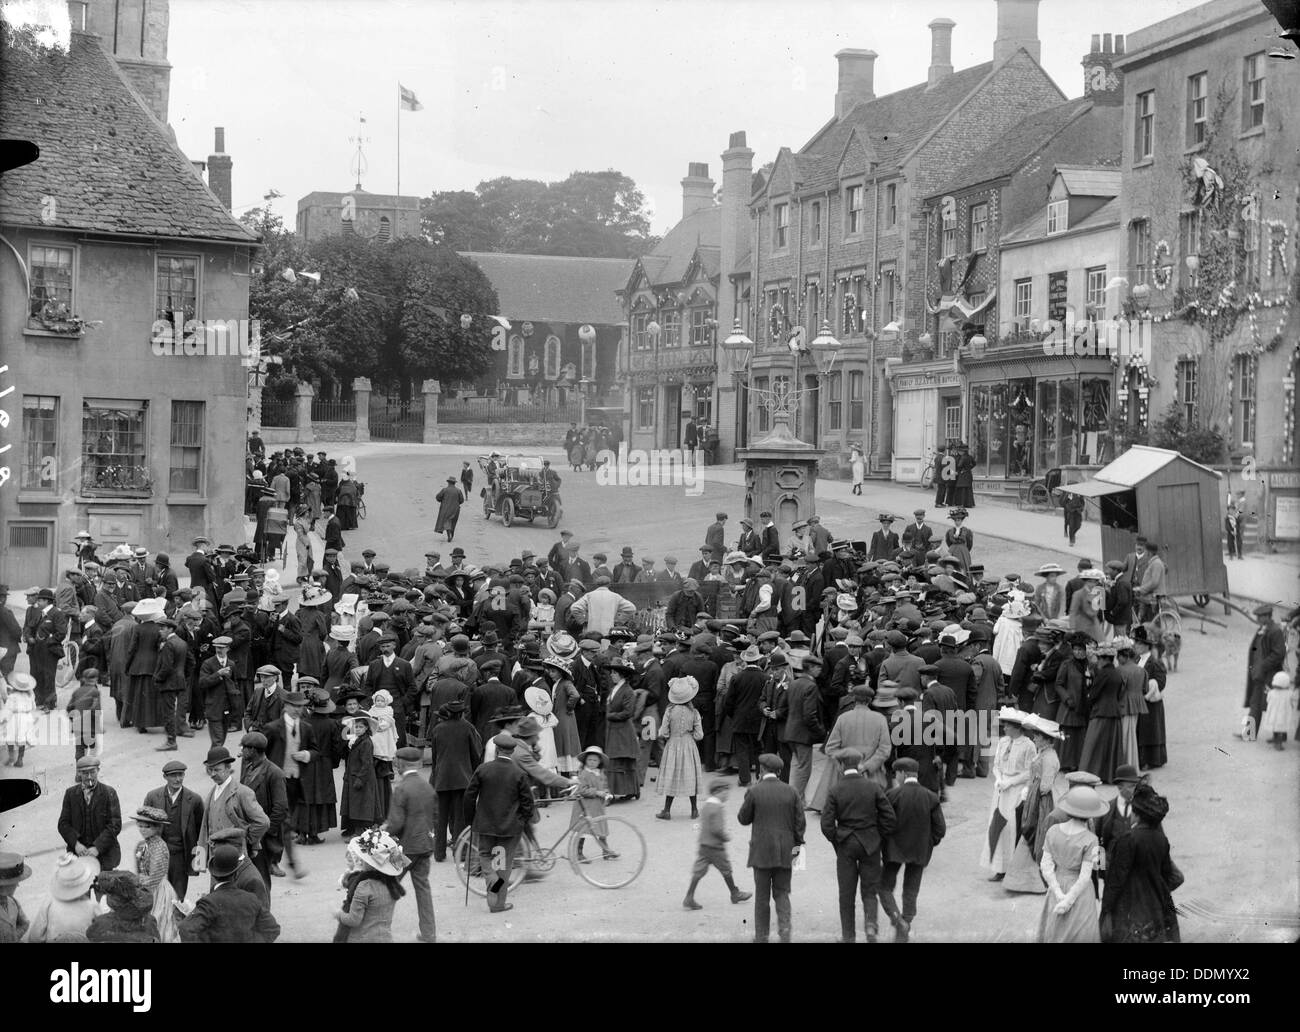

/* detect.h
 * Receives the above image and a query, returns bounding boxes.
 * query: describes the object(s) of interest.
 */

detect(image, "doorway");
[664,385,681,448]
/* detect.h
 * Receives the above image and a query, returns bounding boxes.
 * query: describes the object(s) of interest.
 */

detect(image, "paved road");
[2,442,1294,941]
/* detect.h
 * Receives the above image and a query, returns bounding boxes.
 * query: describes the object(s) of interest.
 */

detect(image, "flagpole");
[396,82,401,197]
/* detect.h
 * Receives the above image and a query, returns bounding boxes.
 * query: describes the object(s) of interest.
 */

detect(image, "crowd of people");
[1,443,1297,944]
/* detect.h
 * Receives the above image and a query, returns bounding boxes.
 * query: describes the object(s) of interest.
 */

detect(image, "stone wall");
[435,423,570,448]
[312,421,357,443]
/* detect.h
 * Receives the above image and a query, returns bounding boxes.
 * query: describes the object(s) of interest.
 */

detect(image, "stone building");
[741,0,1067,476]
[457,252,632,417]
[295,189,422,246]
[1114,0,1300,550]
[0,21,257,586]
[902,33,1125,491]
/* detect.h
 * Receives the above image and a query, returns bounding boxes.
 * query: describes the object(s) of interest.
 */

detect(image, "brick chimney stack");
[681,162,716,220]
[834,49,878,118]
[207,127,233,211]
[928,19,955,87]
[993,0,1041,64]
[1081,32,1125,106]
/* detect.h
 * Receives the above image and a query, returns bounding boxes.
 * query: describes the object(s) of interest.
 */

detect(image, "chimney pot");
[1091,34,1101,54]
[1115,34,1125,54]
[206,127,234,211]
[729,131,748,149]
[681,162,716,220]
[1102,33,1112,53]
[214,127,225,153]
[834,49,878,118]
[928,18,956,87]
[993,0,1041,65]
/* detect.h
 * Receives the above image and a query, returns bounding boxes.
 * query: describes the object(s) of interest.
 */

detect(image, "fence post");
[422,379,441,444]
[295,381,315,444]
[352,377,372,443]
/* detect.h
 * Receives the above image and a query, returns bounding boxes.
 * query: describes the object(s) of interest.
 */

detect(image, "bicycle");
[356,481,367,521]
[1016,467,1063,509]
[452,796,647,893]
[919,449,937,491]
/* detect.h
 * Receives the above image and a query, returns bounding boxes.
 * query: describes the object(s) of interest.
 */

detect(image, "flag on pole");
[399,84,423,111]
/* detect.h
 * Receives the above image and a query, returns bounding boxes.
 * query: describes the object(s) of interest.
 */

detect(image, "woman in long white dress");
[1003,715,1066,893]
[992,595,1030,677]
[849,443,865,495]
[979,708,1036,879]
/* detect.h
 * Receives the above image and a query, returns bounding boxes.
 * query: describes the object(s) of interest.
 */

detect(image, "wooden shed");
[1059,446,1228,599]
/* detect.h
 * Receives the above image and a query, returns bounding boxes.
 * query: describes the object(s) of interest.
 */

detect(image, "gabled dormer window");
[1047,199,1068,235]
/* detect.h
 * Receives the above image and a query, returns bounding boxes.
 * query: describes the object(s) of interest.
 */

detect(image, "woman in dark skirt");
[335,475,360,531]
[602,657,641,799]
[340,710,384,837]
[122,600,166,732]
[300,685,343,843]
[1132,626,1168,770]
[294,587,331,681]
[943,509,974,582]
[1099,783,1181,942]
[1079,645,1124,783]
[948,443,976,508]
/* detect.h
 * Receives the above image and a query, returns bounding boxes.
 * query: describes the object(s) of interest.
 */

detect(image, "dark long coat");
[57,782,122,870]
[603,683,640,761]
[429,715,484,792]
[434,485,463,535]
[341,733,384,827]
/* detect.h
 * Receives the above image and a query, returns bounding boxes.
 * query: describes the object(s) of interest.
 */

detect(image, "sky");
[82,0,1238,232]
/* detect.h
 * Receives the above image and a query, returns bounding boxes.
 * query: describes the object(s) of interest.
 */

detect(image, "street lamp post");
[721,319,755,450]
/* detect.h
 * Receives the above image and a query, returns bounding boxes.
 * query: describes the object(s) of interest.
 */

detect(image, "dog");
[1160,629,1182,671]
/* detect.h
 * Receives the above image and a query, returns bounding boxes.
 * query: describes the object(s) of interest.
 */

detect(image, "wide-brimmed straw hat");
[997,706,1029,726]
[577,745,607,767]
[50,854,99,899]
[0,852,33,887]
[667,676,699,705]
[523,685,554,716]
[1021,714,1064,740]
[347,828,410,878]
[1058,786,1110,820]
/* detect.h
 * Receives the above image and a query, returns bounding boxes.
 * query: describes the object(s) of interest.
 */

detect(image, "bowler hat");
[1113,764,1142,784]
[204,746,235,767]
[208,845,243,880]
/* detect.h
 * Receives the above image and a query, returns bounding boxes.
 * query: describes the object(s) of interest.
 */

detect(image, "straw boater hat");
[523,685,554,717]
[134,805,170,827]
[667,675,699,705]
[329,624,356,643]
[1035,562,1064,577]
[0,852,33,888]
[49,854,99,900]
[1058,786,1111,820]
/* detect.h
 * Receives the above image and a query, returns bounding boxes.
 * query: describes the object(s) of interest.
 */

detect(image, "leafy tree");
[419,169,659,258]
[1149,401,1226,465]
[391,238,498,383]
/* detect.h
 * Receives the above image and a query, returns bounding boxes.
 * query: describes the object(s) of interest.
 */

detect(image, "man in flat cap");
[57,755,122,871]
[821,746,896,942]
[901,510,933,553]
[758,511,781,565]
[737,753,805,942]
[705,513,728,564]
[143,759,205,897]
[463,734,537,913]
[1243,602,1286,740]
[198,635,241,747]
[879,755,945,942]
[239,731,294,884]
[385,745,438,941]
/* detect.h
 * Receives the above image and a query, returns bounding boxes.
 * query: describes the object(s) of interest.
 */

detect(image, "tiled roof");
[1055,166,1122,197]
[932,99,1094,197]
[1001,197,1121,246]
[0,33,257,243]
[799,61,998,183]
[459,252,634,324]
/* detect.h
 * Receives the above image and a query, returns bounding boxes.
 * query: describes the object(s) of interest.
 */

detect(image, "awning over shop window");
[1058,480,1129,498]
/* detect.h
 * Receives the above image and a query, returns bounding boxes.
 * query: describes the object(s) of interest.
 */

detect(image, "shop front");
[889,363,964,483]
[964,351,1116,483]
[626,347,716,453]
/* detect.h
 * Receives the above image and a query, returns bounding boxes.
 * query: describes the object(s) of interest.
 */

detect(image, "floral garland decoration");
[768,303,787,344]
[1151,240,1173,291]
[1283,341,1299,466]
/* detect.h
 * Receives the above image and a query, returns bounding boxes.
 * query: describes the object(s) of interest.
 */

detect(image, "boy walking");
[683,778,752,909]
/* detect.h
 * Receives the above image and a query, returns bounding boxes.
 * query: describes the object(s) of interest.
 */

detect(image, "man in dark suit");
[781,655,827,804]
[323,506,346,555]
[705,513,727,563]
[57,756,122,870]
[758,511,781,565]
[901,509,933,553]
[428,699,482,862]
[656,556,684,589]
[867,514,901,562]
[386,746,439,942]
[933,631,978,777]
[368,635,417,745]
[186,538,219,608]
[178,844,280,942]
[1244,602,1287,740]
[238,731,292,884]
[463,735,537,913]
[29,588,68,711]
[737,753,806,943]
[153,618,189,751]
[821,747,897,942]
[143,759,205,898]
[1064,559,1093,615]
[878,755,945,941]
[736,518,762,557]
[724,652,768,787]
[919,666,960,794]
[262,689,318,858]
